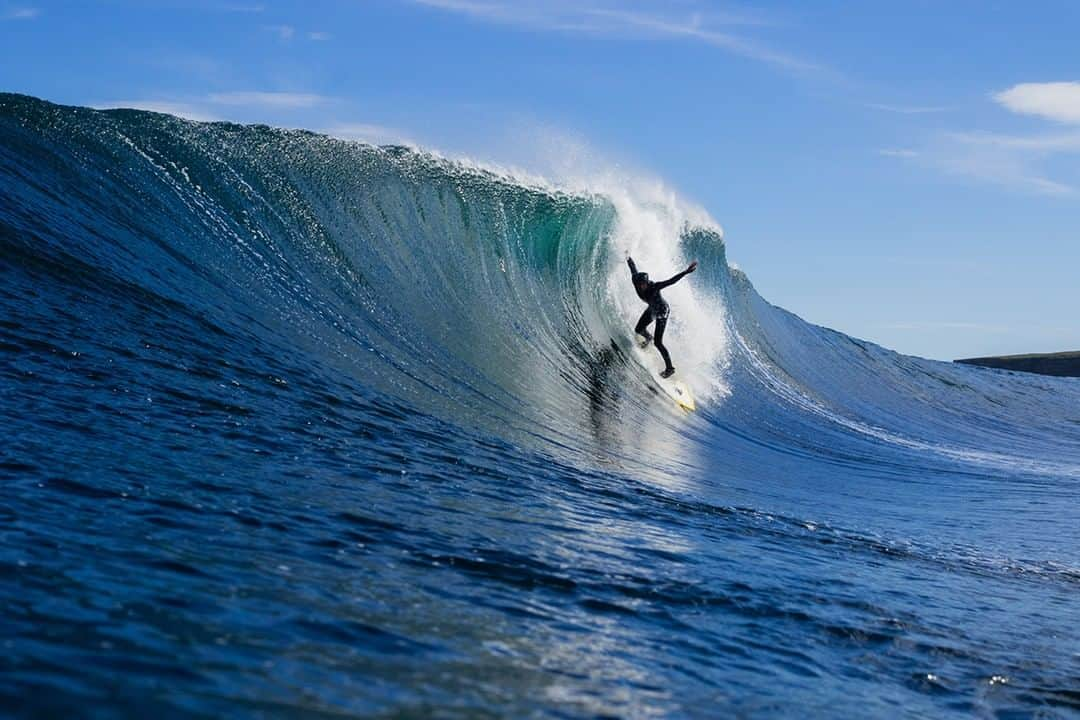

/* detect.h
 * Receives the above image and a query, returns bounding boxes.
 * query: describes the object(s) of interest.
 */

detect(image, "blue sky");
[3,1,1078,360]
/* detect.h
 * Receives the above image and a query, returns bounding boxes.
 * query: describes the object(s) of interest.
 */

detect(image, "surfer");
[627,256,698,378]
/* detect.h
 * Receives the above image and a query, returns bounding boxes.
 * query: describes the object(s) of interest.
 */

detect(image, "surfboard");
[634,338,696,411]
[656,372,696,412]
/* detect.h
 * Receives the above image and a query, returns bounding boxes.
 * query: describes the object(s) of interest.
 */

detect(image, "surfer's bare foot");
[660,367,675,379]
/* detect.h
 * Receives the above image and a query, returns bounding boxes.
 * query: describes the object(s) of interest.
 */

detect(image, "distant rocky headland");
[955,351,1080,378]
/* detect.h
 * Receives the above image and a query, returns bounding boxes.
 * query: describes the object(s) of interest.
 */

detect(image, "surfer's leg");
[654,316,674,375]
[634,308,654,343]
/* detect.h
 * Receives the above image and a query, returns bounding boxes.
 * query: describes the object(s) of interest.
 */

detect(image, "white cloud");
[933,134,1075,196]
[263,23,331,42]
[867,103,947,115]
[323,123,417,146]
[95,100,219,122]
[206,91,331,108]
[877,148,918,158]
[994,82,1080,124]
[881,256,983,272]
[99,98,420,148]
[264,23,295,40]
[880,321,1010,332]
[946,130,1080,153]
[588,7,817,74]
[96,92,335,123]
[3,6,38,19]
[880,83,1080,197]
[414,0,769,28]
[407,0,822,76]
[879,132,1075,196]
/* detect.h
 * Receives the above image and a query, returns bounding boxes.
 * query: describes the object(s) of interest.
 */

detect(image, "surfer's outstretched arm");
[655,261,698,290]
[627,256,638,276]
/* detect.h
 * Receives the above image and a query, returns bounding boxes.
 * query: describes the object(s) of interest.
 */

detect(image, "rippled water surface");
[2,93,1079,718]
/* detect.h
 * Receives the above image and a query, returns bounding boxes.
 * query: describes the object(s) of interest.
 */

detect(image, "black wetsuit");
[627,257,693,375]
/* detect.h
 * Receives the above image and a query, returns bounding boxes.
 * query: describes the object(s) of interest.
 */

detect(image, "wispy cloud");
[587,7,819,74]
[97,92,335,122]
[263,23,331,42]
[881,256,985,273]
[95,100,220,122]
[206,91,331,108]
[993,82,1080,124]
[264,23,295,40]
[414,0,771,27]
[880,81,1080,197]
[323,123,416,146]
[2,6,38,20]
[945,130,1080,153]
[877,148,918,158]
[929,88,1080,195]
[407,0,824,77]
[880,321,1010,332]
[931,133,1075,196]
[867,103,947,115]
[97,97,422,151]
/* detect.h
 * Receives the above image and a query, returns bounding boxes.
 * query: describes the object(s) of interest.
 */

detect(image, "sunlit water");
[2,93,1078,718]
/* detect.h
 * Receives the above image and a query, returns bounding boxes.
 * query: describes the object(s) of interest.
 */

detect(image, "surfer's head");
[633,272,649,290]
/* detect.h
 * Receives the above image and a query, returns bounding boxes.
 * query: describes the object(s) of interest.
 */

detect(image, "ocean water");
[1,93,1078,718]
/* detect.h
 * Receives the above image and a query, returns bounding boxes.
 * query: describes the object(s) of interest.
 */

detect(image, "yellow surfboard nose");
[671,380,696,411]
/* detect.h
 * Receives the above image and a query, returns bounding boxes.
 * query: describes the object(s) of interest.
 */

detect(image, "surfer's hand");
[688,261,698,273]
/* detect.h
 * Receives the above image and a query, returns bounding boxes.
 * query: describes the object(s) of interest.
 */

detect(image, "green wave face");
[0,93,735,474]
[4,92,1075,483]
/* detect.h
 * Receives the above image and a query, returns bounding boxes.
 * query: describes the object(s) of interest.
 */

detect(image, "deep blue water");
[2,93,1078,718]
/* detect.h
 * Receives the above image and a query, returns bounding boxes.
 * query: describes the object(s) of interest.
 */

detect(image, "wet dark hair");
[633,272,649,286]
